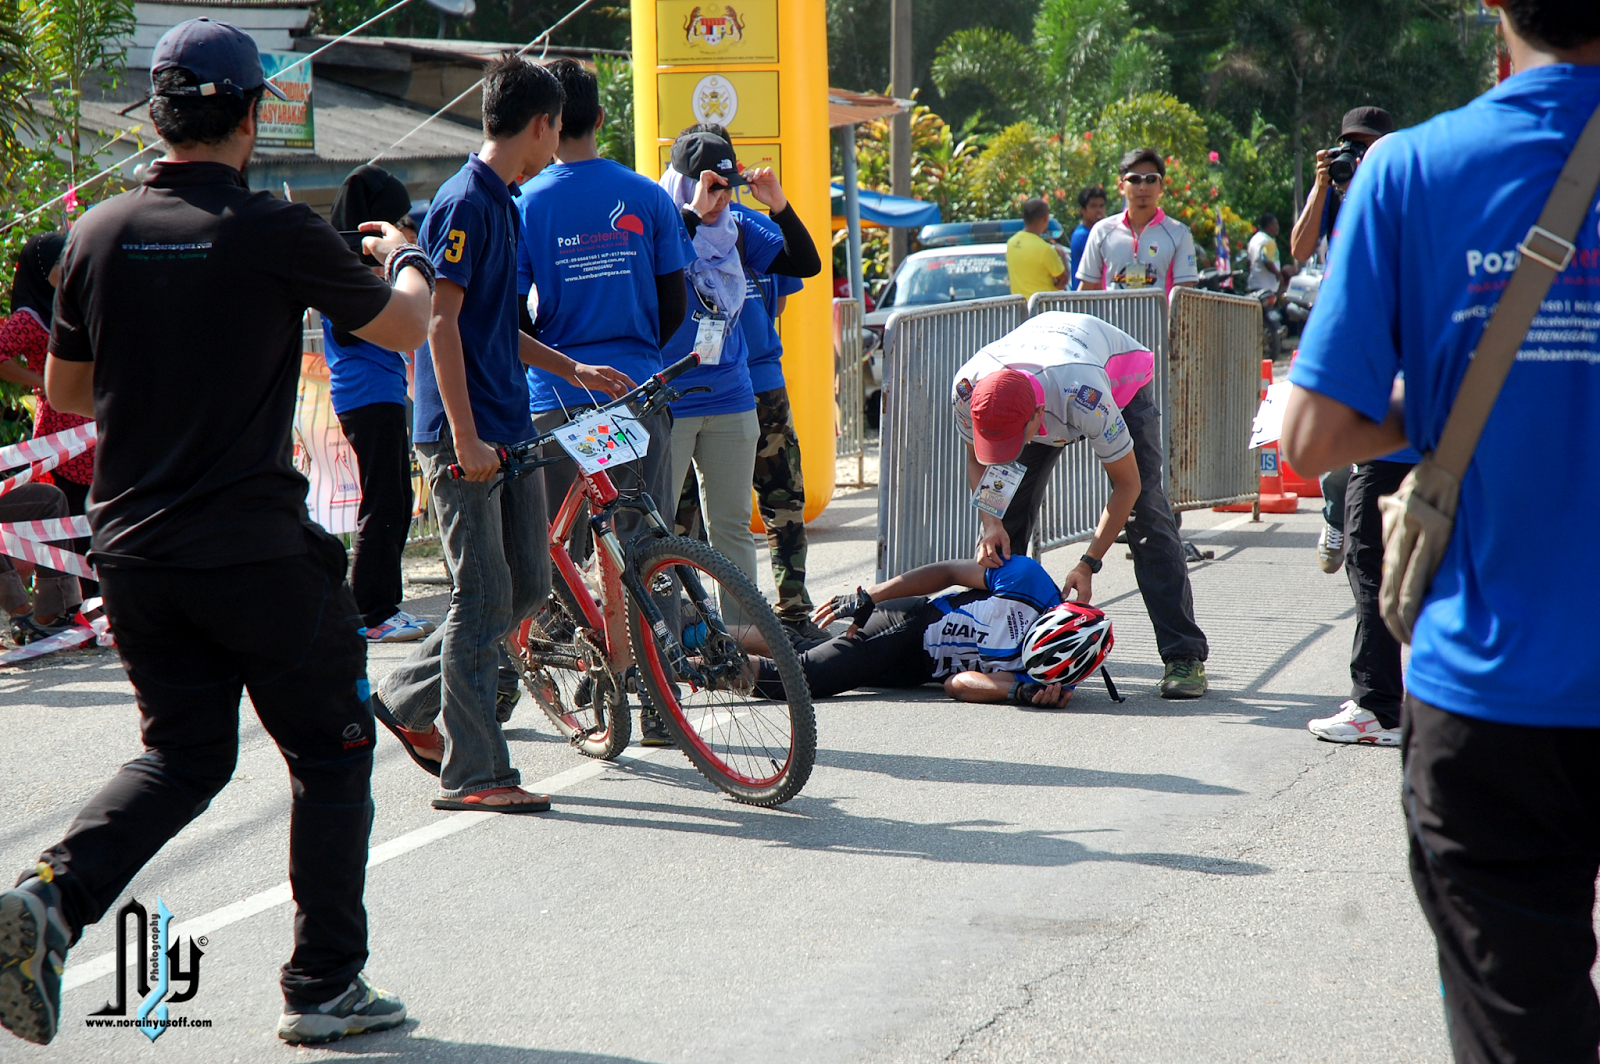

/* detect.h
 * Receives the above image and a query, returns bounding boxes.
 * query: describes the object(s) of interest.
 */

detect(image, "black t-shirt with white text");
[50,161,392,567]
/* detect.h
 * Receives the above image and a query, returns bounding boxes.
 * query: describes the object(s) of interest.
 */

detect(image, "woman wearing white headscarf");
[657,128,820,621]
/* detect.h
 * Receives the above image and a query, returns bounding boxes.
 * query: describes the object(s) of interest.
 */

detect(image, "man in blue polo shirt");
[375,56,631,814]
[1281,2,1600,1056]
[517,59,687,543]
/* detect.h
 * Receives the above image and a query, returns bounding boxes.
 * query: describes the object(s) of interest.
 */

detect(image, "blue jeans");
[378,428,550,797]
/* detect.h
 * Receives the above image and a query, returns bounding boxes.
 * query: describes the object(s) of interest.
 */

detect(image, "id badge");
[972,462,1026,518]
[694,314,727,365]
[1121,263,1153,289]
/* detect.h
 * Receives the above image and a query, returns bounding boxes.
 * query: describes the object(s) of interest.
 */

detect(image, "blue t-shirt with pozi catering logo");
[1290,63,1600,727]
[321,318,407,416]
[413,154,532,446]
[664,207,787,418]
[732,205,805,395]
[516,158,688,412]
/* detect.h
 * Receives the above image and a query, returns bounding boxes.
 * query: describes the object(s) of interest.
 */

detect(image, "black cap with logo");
[151,18,289,101]
[670,131,748,188]
[1340,106,1394,139]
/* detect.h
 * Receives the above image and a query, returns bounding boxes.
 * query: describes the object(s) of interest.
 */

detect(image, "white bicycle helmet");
[1022,602,1114,685]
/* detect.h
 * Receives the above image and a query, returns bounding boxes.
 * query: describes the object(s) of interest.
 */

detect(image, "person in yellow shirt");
[1006,197,1069,297]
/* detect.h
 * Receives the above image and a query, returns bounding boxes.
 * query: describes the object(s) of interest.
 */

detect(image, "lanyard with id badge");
[691,287,728,365]
[972,462,1025,518]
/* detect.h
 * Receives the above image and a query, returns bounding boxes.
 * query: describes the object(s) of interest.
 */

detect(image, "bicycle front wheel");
[627,536,816,806]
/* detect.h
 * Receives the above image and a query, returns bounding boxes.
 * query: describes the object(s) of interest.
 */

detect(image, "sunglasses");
[1122,172,1163,186]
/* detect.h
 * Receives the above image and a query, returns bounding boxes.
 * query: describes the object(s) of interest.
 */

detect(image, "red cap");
[970,370,1044,465]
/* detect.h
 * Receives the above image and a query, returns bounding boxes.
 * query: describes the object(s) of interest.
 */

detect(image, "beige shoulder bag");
[1380,101,1600,644]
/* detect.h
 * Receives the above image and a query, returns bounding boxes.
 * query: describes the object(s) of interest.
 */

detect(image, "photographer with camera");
[1289,107,1394,264]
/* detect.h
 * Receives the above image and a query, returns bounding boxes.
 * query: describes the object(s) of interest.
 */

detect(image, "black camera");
[1326,138,1368,187]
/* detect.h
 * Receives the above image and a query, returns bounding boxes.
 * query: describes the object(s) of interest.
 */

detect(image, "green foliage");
[25,0,134,174]
[594,54,633,169]
[1094,91,1206,169]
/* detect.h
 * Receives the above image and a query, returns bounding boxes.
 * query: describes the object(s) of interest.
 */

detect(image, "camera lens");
[1328,155,1356,185]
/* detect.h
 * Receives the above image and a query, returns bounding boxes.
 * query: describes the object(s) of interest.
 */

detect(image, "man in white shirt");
[952,312,1209,698]
[1246,213,1290,294]
[1077,148,1199,295]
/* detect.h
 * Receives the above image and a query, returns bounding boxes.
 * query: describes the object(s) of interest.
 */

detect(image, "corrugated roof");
[77,78,481,164]
[137,0,317,7]
[294,35,630,62]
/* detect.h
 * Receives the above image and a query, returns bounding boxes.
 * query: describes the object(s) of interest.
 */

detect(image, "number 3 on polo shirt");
[444,229,466,263]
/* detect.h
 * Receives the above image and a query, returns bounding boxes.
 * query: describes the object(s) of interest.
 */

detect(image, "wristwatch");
[1079,553,1103,574]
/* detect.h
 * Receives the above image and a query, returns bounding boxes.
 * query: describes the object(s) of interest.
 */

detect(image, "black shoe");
[639,707,676,747]
[0,870,71,1045]
[277,973,406,1044]
[781,615,831,652]
[496,666,521,724]
[10,614,78,646]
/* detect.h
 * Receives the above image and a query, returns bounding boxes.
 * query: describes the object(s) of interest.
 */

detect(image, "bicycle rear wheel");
[512,592,630,760]
[627,536,815,806]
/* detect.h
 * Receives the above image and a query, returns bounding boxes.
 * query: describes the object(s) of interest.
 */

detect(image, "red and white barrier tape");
[0,515,90,543]
[0,598,113,667]
[0,529,93,579]
[0,425,97,498]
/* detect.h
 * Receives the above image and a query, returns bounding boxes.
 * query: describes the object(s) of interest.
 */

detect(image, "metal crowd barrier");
[1165,288,1263,511]
[875,288,1260,579]
[1025,290,1170,551]
[833,297,867,484]
[876,296,1026,580]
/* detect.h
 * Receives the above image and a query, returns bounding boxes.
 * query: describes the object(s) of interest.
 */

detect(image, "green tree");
[594,54,633,169]
[25,0,134,179]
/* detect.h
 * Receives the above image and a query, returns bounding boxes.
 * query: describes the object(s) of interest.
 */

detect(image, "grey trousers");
[0,482,82,621]
[1003,385,1208,664]
[378,427,550,797]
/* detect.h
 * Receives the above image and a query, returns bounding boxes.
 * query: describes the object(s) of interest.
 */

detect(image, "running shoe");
[395,610,436,634]
[10,614,79,646]
[1159,658,1208,699]
[277,972,406,1045]
[1317,525,1346,574]
[1308,700,1401,746]
[0,868,71,1045]
[362,613,428,643]
[639,706,676,747]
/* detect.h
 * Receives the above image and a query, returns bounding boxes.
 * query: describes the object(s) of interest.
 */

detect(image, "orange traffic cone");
[1278,350,1322,498]
[1216,359,1299,514]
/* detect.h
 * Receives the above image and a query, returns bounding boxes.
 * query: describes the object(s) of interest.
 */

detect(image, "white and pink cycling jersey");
[1076,208,1199,295]
[952,312,1154,464]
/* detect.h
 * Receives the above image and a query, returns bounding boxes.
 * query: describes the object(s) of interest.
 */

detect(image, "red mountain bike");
[454,353,815,806]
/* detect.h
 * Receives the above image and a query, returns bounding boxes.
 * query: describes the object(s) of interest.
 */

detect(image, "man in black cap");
[0,17,431,1047]
[1289,106,1395,263]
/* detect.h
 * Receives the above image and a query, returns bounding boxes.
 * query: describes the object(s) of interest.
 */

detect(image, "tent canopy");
[829,184,940,231]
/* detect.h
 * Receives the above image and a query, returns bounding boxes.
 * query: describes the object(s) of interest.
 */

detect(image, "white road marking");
[61,746,671,993]
[1185,515,1257,540]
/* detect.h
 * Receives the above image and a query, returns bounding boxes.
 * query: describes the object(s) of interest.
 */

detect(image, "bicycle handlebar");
[446,352,703,480]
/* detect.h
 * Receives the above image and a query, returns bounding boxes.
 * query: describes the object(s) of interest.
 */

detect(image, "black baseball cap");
[671,131,748,188]
[1340,106,1394,139]
[151,19,289,101]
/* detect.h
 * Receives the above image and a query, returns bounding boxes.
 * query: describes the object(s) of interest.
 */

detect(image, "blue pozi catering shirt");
[732,204,805,395]
[1290,64,1600,727]
[413,154,532,445]
[663,206,787,418]
[321,318,407,416]
[515,158,688,412]
[1068,222,1091,290]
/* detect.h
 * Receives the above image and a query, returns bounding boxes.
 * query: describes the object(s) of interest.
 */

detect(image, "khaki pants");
[670,408,760,623]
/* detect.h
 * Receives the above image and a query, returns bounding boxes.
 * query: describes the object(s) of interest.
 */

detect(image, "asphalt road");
[0,490,1449,1063]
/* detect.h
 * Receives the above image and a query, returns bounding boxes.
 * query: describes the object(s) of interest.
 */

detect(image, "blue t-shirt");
[516,158,688,412]
[664,209,787,418]
[321,318,407,416]
[413,154,532,445]
[732,205,805,395]
[1069,223,1091,291]
[1290,63,1600,727]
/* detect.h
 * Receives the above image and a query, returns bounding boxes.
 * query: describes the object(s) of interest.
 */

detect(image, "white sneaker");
[1308,700,1400,746]
[363,612,428,643]
[395,610,436,634]
[1317,525,1346,574]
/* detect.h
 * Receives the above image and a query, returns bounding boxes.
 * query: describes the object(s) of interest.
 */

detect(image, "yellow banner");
[656,0,778,64]
[657,70,779,140]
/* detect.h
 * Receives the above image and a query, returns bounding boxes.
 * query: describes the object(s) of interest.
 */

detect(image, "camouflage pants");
[674,386,811,620]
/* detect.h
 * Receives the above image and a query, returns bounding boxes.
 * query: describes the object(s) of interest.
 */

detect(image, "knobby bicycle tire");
[627,536,816,806]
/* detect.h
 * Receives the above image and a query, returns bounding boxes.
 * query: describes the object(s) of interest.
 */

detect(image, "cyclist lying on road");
[748,553,1113,708]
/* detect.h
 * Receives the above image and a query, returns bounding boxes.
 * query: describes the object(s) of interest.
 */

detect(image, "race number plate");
[555,408,652,475]
[972,462,1026,518]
